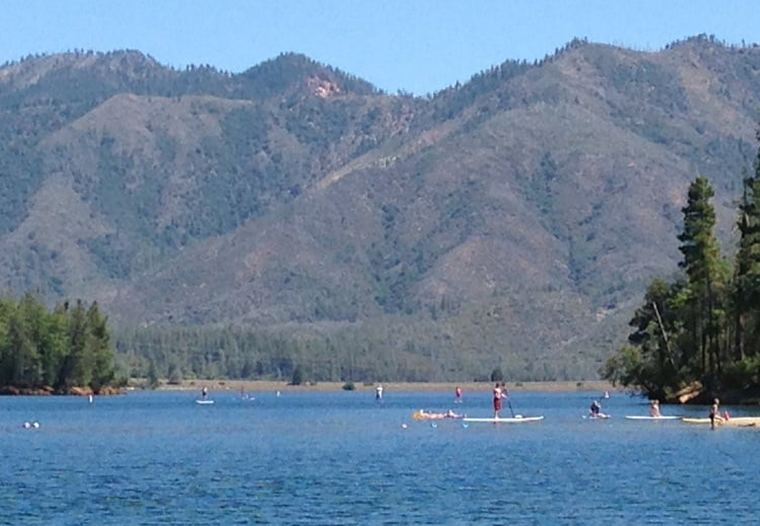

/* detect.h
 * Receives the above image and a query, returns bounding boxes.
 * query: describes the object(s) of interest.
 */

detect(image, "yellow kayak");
[411,410,464,421]
[682,417,760,427]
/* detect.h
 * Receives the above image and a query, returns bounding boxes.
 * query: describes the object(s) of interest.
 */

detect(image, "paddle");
[506,396,515,417]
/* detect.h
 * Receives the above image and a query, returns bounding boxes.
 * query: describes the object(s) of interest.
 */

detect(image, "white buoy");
[276,391,281,397]
[32,422,40,428]
[22,422,31,429]
[401,423,408,429]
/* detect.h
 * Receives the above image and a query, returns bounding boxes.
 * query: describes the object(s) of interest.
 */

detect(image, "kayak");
[625,416,680,421]
[462,416,544,424]
[411,410,464,421]
[682,417,760,427]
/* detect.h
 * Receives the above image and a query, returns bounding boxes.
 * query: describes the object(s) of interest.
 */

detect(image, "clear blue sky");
[2,0,760,95]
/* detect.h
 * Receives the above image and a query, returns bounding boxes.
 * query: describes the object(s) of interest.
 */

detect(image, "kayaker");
[415,409,463,420]
[649,399,662,417]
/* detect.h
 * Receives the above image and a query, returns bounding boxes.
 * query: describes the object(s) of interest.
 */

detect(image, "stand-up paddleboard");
[682,417,760,427]
[195,399,215,405]
[583,413,611,419]
[463,416,544,424]
[625,415,679,421]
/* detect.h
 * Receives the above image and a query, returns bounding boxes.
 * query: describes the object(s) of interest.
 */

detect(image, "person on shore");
[649,399,662,418]
[493,383,505,418]
[375,384,384,402]
[454,386,463,404]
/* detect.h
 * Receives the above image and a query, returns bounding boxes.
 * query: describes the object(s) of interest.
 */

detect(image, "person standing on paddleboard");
[375,384,384,402]
[201,386,208,400]
[709,398,720,429]
[455,386,463,404]
[493,383,506,418]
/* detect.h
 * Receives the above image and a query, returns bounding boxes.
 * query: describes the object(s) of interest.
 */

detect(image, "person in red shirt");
[493,383,504,418]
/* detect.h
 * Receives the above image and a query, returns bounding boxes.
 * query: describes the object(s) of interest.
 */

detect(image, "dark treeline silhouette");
[0,294,117,393]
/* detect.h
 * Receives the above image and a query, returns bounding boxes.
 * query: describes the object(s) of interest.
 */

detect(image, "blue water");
[1,390,759,525]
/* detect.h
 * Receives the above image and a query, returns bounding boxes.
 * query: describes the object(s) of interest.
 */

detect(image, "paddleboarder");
[709,398,720,430]
[649,399,662,418]
[375,384,384,402]
[201,386,208,400]
[492,383,505,418]
[589,400,602,417]
[454,386,463,403]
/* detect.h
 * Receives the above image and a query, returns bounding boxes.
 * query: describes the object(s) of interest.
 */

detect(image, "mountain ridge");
[2,36,760,379]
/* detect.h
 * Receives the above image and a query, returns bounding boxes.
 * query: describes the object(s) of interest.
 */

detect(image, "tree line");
[0,294,117,393]
[604,132,760,402]
[115,318,596,385]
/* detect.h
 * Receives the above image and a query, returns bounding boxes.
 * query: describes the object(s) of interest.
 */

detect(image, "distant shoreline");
[155,379,617,394]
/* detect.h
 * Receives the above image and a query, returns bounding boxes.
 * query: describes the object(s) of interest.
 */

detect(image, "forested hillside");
[2,35,760,381]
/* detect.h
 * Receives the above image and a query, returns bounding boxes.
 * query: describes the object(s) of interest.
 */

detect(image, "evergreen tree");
[146,359,160,389]
[87,302,114,390]
[67,300,93,388]
[38,300,67,388]
[6,304,37,386]
[734,153,760,361]
[290,364,304,385]
[677,176,725,378]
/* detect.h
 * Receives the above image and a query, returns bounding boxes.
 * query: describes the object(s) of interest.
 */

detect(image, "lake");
[1,390,759,525]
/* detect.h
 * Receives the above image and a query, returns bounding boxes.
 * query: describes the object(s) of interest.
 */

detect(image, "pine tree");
[68,300,93,389]
[87,301,114,391]
[734,141,760,361]
[677,176,726,379]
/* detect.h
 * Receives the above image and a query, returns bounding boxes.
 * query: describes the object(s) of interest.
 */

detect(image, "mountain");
[2,36,760,380]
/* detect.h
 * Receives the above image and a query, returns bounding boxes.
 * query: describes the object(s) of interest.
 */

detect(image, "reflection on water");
[1,390,759,524]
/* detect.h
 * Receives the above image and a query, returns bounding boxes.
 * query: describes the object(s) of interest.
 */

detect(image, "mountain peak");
[0,49,168,90]
[239,52,377,99]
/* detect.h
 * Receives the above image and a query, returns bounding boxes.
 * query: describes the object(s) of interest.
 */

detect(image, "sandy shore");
[154,379,616,393]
